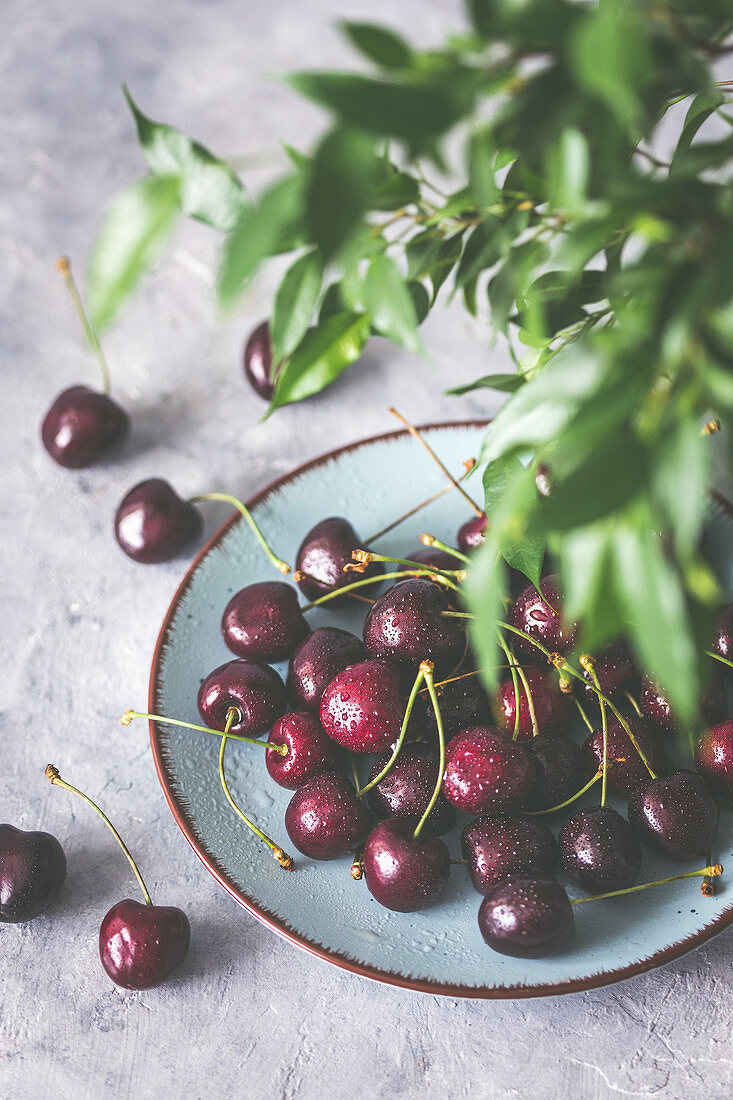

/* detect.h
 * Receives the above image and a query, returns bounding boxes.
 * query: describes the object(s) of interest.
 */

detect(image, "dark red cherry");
[319,659,417,754]
[366,745,456,837]
[0,824,67,923]
[284,772,372,860]
[399,547,460,575]
[243,320,279,400]
[362,820,450,912]
[508,574,577,660]
[423,674,491,740]
[442,726,537,814]
[478,876,575,958]
[198,658,286,735]
[287,627,366,712]
[295,517,383,603]
[581,642,637,703]
[639,672,726,734]
[457,512,487,552]
[115,479,202,564]
[362,578,465,675]
[495,666,572,740]
[461,814,557,896]
[41,384,129,468]
[222,581,308,662]
[99,898,190,989]
[582,715,667,798]
[695,721,733,802]
[266,711,340,790]
[627,770,719,861]
[524,734,586,812]
[559,807,641,894]
[711,604,733,661]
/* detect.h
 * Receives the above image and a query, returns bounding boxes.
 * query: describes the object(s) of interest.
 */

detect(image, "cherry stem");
[45,763,152,905]
[301,569,452,611]
[364,459,476,545]
[624,690,643,717]
[571,865,723,906]
[495,631,522,740]
[189,492,290,575]
[419,534,470,565]
[574,698,594,733]
[121,710,287,754]
[389,407,483,517]
[351,850,365,880]
[350,754,362,797]
[414,663,445,840]
[348,549,463,580]
[218,709,293,871]
[583,656,608,807]
[708,649,733,672]
[57,257,111,394]
[525,770,601,816]
[358,666,426,797]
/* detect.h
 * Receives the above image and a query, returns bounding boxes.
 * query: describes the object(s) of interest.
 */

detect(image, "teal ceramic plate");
[149,422,733,998]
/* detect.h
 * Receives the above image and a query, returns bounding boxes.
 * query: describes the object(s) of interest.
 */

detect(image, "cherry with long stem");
[709,649,733,672]
[413,663,446,839]
[525,770,602,816]
[363,458,476,545]
[121,710,287,754]
[582,655,609,806]
[574,698,595,733]
[495,631,523,740]
[346,548,463,581]
[189,491,290,575]
[571,864,723,906]
[389,408,483,517]
[57,256,111,394]
[420,534,470,565]
[358,665,426,797]
[301,568,456,611]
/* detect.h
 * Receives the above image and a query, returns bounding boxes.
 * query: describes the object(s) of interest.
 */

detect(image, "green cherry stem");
[583,656,608,807]
[414,663,446,840]
[121,709,287,754]
[363,458,476,545]
[624,690,643,718]
[189,492,290,575]
[347,548,463,580]
[301,569,453,611]
[495,631,522,740]
[419,534,471,565]
[571,864,723,906]
[218,708,293,871]
[389,407,483,517]
[708,649,733,672]
[45,763,152,905]
[350,754,363,797]
[57,256,111,394]
[358,665,426,797]
[574,698,595,733]
[525,770,602,816]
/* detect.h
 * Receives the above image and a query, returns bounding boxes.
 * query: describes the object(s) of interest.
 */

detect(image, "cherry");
[295,517,383,603]
[42,385,130,468]
[461,814,557,896]
[495,666,572,740]
[266,712,340,790]
[115,479,202,564]
[243,320,279,400]
[99,898,190,990]
[711,604,733,661]
[362,820,450,912]
[363,578,465,675]
[287,627,366,712]
[508,574,577,660]
[319,659,418,754]
[478,876,575,958]
[524,734,586,812]
[559,807,641,894]
[222,581,308,662]
[398,547,461,575]
[198,658,286,736]
[284,771,372,860]
[422,674,491,740]
[0,824,66,923]
[457,512,487,552]
[695,721,733,802]
[627,770,719,861]
[442,726,537,814]
[581,642,637,703]
[582,715,667,798]
[366,745,456,837]
[639,672,726,734]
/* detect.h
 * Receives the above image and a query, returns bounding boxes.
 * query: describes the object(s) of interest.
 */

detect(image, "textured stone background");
[2,1,732,1097]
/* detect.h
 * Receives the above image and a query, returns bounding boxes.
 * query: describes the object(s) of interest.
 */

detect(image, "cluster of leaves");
[85,1,733,723]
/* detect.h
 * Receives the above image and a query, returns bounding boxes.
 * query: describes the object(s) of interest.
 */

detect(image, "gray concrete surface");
[2,2,732,1097]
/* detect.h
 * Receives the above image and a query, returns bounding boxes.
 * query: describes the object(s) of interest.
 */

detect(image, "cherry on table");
[559,807,641,894]
[695,720,733,802]
[42,385,129,468]
[362,819,450,912]
[243,320,279,400]
[366,744,456,837]
[295,517,383,604]
[627,770,719,861]
[266,712,340,790]
[524,734,586,812]
[0,824,66,923]
[508,574,577,660]
[222,581,308,662]
[363,578,465,676]
[640,672,726,734]
[495,666,572,740]
[582,715,667,798]
[100,898,190,990]
[478,876,575,958]
[198,658,286,736]
[115,479,202,564]
[287,627,366,712]
[461,814,557,896]
[284,772,372,860]
[442,726,537,814]
[319,659,419,754]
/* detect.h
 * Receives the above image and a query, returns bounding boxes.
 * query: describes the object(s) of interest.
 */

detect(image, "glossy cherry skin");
[457,512,487,552]
[627,770,719,861]
[442,726,537,814]
[295,517,383,603]
[41,385,129,468]
[0,825,66,923]
[478,876,575,959]
[367,745,456,837]
[222,581,308,662]
[582,715,667,798]
[363,578,465,676]
[266,712,340,790]
[198,658,286,735]
[461,814,557,896]
[695,721,733,802]
[284,772,372,860]
[639,673,726,734]
[115,479,202,564]
[423,674,491,740]
[508,574,577,660]
[712,604,733,661]
[581,642,637,703]
[363,820,450,912]
[243,320,278,400]
[398,547,460,575]
[287,627,366,712]
[559,807,641,894]
[99,899,190,989]
[524,734,586,812]
[495,666,572,740]
[320,659,417,754]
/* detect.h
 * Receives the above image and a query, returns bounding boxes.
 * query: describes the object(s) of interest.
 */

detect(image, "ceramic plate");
[149,421,733,998]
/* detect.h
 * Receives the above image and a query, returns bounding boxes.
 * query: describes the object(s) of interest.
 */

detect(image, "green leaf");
[650,423,710,558]
[467,127,499,206]
[464,530,507,695]
[483,455,545,587]
[268,311,370,412]
[539,432,647,532]
[569,3,649,132]
[340,22,413,69]
[361,254,423,353]
[407,281,430,325]
[270,249,323,365]
[87,174,182,331]
[306,127,379,261]
[670,88,726,177]
[122,85,247,231]
[447,372,525,396]
[546,127,588,215]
